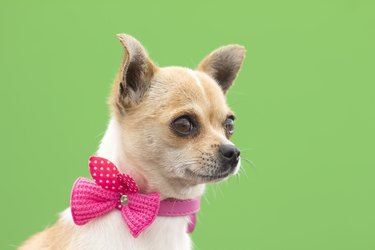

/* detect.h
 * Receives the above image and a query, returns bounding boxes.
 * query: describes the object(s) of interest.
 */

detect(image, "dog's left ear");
[198,45,246,93]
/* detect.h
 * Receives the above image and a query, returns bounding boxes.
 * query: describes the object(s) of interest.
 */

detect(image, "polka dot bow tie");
[71,156,200,238]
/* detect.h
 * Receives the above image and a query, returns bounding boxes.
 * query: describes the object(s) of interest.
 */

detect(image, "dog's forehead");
[151,67,228,112]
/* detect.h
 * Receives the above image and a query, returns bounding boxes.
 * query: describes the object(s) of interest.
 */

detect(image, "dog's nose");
[219,144,240,168]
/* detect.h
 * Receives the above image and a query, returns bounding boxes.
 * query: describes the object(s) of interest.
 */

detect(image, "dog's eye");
[172,116,195,136]
[224,117,235,137]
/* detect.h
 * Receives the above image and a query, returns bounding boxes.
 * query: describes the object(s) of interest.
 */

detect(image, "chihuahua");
[20,34,246,250]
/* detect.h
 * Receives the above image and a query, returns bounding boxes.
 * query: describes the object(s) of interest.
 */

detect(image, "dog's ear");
[113,34,157,112]
[198,45,246,93]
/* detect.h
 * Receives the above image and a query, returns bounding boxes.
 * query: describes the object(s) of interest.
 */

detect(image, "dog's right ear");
[112,34,157,114]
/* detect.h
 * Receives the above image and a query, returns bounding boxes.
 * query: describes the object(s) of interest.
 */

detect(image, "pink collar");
[70,156,200,238]
[158,198,200,233]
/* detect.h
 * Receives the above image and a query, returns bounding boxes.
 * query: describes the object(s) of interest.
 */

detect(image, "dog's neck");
[96,117,205,200]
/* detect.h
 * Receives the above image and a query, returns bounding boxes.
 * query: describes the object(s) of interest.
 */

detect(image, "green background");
[1,0,374,249]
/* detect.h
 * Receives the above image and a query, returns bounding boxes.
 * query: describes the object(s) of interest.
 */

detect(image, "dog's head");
[110,34,245,197]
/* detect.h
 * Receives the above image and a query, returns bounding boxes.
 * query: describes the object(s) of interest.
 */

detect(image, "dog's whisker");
[203,194,211,205]
[194,148,204,154]
[235,172,241,183]
[237,166,249,179]
[216,182,224,198]
[241,157,257,171]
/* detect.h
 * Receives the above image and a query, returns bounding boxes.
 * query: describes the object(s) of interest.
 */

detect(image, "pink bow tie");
[71,156,200,238]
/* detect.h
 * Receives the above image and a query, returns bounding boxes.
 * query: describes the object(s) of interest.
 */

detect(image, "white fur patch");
[97,117,124,166]
[56,118,193,249]
[188,69,205,96]
[60,208,191,250]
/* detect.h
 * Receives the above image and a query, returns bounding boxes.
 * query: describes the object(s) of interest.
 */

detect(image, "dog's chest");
[61,209,192,250]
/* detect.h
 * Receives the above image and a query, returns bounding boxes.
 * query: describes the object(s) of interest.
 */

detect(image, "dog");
[20,34,246,250]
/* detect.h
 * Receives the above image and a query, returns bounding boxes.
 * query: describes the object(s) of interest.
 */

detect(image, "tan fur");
[112,67,233,198]
[20,218,75,250]
[19,34,245,249]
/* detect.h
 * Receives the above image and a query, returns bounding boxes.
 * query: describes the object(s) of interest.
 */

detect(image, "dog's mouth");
[184,168,233,183]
